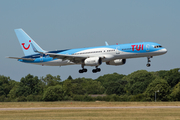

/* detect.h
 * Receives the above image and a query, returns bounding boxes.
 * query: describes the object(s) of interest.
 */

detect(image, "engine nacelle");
[84,57,102,66]
[106,59,126,66]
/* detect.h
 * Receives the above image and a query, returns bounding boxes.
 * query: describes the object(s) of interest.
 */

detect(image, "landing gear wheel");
[92,69,97,73]
[97,68,101,72]
[83,69,87,72]
[92,67,101,73]
[79,68,87,73]
[146,63,151,67]
[79,69,83,73]
[79,64,88,73]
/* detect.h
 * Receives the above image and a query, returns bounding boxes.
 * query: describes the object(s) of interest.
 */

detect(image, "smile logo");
[22,40,31,50]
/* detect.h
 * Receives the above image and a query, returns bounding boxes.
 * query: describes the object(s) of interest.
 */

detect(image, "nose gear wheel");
[146,56,152,67]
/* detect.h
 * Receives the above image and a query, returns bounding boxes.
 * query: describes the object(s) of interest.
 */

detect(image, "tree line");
[0,68,180,102]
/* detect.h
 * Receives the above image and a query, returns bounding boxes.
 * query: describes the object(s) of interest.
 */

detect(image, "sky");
[0,0,180,81]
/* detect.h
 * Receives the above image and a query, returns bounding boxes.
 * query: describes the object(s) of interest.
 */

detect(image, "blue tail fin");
[14,28,45,56]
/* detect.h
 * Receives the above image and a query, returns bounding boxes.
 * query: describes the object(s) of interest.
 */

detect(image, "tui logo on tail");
[22,40,31,50]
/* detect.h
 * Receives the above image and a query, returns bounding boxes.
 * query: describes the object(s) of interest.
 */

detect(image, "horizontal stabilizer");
[7,57,35,61]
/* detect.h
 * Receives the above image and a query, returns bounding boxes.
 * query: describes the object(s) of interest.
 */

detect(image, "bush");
[0,95,5,102]
[4,97,12,102]
[63,95,72,101]
[102,95,112,101]
[34,95,43,101]
[83,95,93,101]
[73,95,84,101]
[119,95,132,101]
[130,94,145,101]
[94,96,103,101]
[43,85,64,101]
[27,94,43,101]
[16,96,27,102]
[111,94,121,101]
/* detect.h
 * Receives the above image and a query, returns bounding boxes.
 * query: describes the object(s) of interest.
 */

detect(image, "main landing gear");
[146,56,152,67]
[79,65,87,73]
[79,68,87,73]
[79,65,101,73]
[92,66,101,73]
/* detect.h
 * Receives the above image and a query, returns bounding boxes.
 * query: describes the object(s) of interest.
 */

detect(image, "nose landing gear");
[146,56,152,67]
[146,63,151,67]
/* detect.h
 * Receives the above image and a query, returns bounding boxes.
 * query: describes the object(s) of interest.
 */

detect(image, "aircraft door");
[40,54,43,62]
[116,47,120,54]
[146,44,150,51]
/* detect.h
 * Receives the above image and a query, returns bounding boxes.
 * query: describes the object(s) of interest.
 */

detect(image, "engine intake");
[106,59,126,66]
[84,57,102,66]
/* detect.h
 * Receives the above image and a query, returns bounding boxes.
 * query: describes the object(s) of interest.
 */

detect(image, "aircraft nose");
[161,48,167,54]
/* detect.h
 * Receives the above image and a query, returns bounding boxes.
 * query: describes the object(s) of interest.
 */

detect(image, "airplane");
[7,28,167,73]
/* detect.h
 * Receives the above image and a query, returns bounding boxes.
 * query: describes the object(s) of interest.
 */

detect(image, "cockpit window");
[154,45,162,48]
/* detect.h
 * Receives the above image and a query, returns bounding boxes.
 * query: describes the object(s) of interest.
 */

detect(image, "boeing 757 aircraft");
[8,29,167,73]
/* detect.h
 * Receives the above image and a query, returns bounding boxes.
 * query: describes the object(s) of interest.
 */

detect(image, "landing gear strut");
[92,66,101,73]
[146,56,152,67]
[79,65,87,73]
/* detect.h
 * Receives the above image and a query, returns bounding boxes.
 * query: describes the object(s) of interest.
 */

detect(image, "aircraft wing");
[42,52,88,63]
[7,57,35,61]
[32,42,88,63]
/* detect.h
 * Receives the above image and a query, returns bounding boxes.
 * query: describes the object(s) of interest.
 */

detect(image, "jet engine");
[106,59,126,66]
[84,57,102,66]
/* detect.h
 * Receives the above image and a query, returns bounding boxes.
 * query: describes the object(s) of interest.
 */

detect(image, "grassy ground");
[0,102,180,120]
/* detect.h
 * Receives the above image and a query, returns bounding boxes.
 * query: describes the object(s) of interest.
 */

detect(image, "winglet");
[105,41,109,46]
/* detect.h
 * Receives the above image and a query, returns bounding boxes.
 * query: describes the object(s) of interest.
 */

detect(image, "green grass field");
[0,102,180,120]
